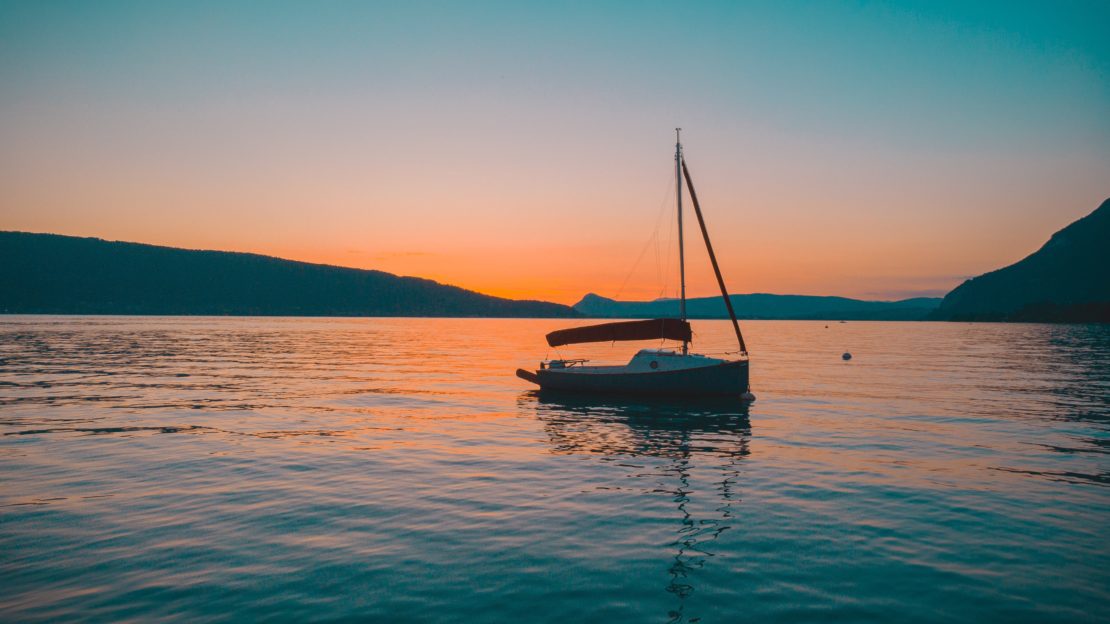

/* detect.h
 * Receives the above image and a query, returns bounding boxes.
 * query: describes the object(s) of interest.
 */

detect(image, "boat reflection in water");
[522,391,752,623]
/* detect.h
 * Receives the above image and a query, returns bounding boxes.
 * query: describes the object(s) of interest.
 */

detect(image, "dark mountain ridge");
[0,231,577,317]
[932,198,1110,322]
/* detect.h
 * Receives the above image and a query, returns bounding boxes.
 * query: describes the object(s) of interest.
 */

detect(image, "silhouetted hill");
[574,292,940,320]
[0,232,578,317]
[933,198,1110,322]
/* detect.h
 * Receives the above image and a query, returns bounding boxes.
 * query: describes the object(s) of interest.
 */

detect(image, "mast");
[675,128,688,355]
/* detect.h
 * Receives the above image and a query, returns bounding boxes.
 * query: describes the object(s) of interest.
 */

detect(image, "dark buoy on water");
[842,352,852,361]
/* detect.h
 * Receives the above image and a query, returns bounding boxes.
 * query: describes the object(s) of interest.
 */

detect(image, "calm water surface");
[1,317,1108,622]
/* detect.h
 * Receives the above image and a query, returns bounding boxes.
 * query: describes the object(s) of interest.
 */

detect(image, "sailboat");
[516,130,753,399]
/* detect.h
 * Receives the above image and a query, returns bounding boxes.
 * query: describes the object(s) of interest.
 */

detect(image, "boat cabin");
[544,348,729,374]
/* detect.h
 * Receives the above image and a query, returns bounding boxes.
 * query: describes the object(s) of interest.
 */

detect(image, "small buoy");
[741,391,756,402]
[842,352,852,361]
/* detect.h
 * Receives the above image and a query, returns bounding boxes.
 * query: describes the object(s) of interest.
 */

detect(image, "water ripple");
[1,316,1108,623]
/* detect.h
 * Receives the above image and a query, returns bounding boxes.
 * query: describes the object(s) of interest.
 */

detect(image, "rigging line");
[658,173,677,301]
[658,221,675,300]
[652,174,675,289]
[613,175,675,302]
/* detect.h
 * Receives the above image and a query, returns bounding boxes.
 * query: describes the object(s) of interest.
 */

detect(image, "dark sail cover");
[546,318,691,347]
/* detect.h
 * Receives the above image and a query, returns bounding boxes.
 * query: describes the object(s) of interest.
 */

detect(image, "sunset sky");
[2,1,1107,304]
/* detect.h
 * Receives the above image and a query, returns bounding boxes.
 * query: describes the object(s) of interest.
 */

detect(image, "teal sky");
[2,1,1108,302]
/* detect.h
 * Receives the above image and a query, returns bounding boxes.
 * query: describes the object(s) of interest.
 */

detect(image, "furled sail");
[546,318,692,347]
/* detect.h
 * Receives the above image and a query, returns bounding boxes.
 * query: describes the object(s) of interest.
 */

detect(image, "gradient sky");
[2,1,1108,304]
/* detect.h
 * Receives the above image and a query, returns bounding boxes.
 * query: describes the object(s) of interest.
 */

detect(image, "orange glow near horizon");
[2,129,1105,305]
[6,181,1102,307]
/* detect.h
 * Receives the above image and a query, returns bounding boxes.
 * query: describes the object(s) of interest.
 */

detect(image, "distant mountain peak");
[575,292,612,303]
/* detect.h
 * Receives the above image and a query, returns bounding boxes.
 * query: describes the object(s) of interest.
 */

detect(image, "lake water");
[1,316,1108,622]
